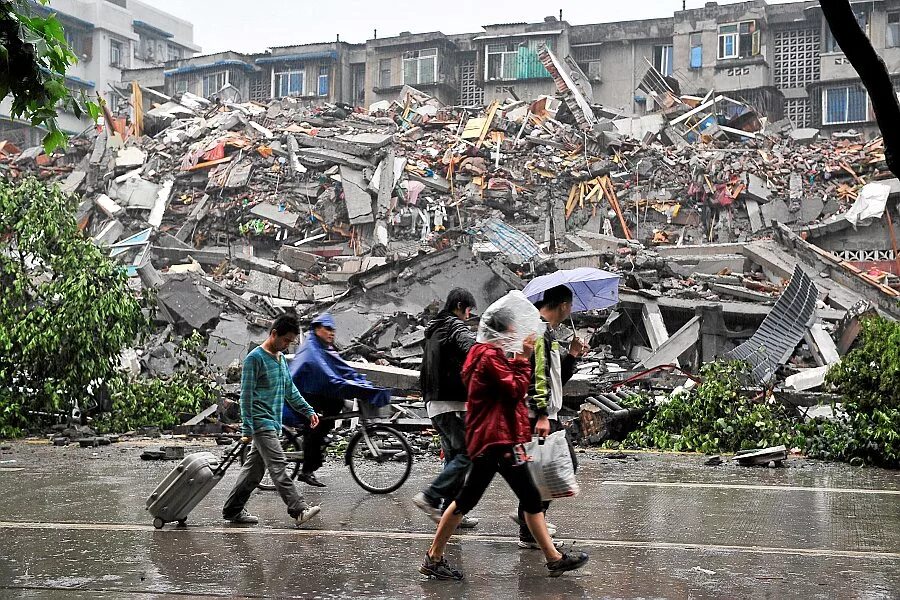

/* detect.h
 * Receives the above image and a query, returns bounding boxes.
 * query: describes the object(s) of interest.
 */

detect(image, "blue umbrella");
[522,267,620,313]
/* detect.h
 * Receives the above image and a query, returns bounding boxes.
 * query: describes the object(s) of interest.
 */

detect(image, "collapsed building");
[2,37,899,442]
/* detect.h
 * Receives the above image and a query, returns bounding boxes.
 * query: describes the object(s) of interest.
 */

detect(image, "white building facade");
[0,0,199,146]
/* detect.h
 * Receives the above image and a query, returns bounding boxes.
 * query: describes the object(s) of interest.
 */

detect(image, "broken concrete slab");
[278,245,318,272]
[335,132,393,150]
[110,177,162,211]
[789,128,820,144]
[745,173,771,204]
[116,146,147,170]
[805,323,840,366]
[250,202,303,229]
[207,314,258,369]
[760,199,795,226]
[59,170,86,195]
[157,274,221,333]
[784,365,831,392]
[148,179,174,228]
[745,198,763,233]
[341,166,374,224]
[95,194,124,219]
[735,445,788,466]
[93,220,124,246]
[635,315,701,370]
[296,147,374,170]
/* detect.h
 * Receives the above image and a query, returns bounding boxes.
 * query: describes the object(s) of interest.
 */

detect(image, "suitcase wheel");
[153,517,165,529]
[177,519,187,527]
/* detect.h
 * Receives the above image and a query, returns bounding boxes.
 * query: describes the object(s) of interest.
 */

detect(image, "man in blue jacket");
[289,313,390,487]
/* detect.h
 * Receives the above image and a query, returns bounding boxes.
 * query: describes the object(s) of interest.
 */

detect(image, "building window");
[318,65,329,96]
[138,33,156,61]
[653,44,673,76]
[64,29,82,55]
[275,69,304,97]
[823,84,869,125]
[690,33,702,69]
[824,10,868,53]
[402,47,437,85]
[202,71,227,98]
[888,13,900,48]
[718,20,760,60]
[486,42,518,80]
[167,44,182,62]
[109,38,123,66]
[379,58,392,88]
[174,78,188,94]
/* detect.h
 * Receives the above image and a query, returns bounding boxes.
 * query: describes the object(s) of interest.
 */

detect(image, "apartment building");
[121,0,900,137]
[0,0,199,146]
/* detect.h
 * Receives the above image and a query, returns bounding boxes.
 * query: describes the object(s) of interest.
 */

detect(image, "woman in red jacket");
[420,308,589,580]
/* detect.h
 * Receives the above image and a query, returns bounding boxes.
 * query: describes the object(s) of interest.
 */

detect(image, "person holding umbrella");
[509,284,587,548]
[512,268,619,547]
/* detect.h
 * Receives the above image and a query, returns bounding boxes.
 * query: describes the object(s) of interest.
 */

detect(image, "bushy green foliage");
[809,317,900,468]
[621,361,803,453]
[0,1,100,151]
[0,178,146,436]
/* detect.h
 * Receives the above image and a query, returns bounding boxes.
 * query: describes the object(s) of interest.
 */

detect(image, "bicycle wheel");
[238,433,304,491]
[345,425,413,494]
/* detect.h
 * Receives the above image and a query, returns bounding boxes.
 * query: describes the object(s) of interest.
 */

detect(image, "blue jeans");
[423,411,471,506]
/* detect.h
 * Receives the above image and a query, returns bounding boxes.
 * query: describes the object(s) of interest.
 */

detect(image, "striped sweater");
[241,346,314,436]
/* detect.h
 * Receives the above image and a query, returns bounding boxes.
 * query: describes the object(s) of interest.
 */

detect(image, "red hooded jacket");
[461,343,533,459]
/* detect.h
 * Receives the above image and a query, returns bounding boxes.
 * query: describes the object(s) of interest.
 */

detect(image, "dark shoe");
[419,553,464,580]
[518,531,564,550]
[547,551,589,577]
[224,509,259,525]
[298,472,326,487]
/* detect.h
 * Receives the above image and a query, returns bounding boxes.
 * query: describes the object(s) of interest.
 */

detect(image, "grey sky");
[145,0,799,55]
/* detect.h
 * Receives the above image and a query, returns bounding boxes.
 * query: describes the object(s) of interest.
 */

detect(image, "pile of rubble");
[2,45,899,441]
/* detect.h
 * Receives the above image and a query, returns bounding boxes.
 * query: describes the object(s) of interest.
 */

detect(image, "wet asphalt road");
[0,440,897,599]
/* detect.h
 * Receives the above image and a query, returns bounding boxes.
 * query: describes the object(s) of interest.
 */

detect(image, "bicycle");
[237,399,413,494]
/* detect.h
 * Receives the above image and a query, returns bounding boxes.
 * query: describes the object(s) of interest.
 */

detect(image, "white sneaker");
[457,514,479,529]
[412,492,443,524]
[508,512,557,536]
[295,505,321,527]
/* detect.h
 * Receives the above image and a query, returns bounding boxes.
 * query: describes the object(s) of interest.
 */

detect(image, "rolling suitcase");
[146,442,244,529]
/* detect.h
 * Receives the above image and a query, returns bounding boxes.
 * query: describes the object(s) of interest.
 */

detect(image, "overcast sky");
[145,0,799,54]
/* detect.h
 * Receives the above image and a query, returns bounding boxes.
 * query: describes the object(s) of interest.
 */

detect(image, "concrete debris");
[2,74,897,441]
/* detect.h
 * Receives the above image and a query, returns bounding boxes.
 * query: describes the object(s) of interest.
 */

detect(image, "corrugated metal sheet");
[728,265,818,384]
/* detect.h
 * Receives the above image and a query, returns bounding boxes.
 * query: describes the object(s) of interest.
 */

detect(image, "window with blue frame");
[689,33,702,69]
[318,66,329,96]
[823,84,869,125]
[276,69,304,97]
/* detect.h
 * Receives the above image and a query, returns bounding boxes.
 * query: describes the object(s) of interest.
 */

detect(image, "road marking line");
[601,481,900,495]
[0,521,897,561]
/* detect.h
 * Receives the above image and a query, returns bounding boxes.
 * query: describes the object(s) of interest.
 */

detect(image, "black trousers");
[454,445,543,516]
[301,395,343,474]
[516,418,578,533]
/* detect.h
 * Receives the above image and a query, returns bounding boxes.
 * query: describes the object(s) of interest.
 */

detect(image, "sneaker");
[297,472,326,487]
[509,512,557,536]
[412,492,443,524]
[518,531,564,550]
[225,509,259,525]
[294,505,321,527]
[419,552,464,580]
[547,551,589,577]
[457,515,479,529]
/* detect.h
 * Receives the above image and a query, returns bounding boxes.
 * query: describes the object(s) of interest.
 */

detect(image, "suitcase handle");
[214,441,248,476]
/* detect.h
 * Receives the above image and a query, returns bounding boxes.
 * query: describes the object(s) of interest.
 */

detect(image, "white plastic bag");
[526,430,579,501]
[476,291,544,354]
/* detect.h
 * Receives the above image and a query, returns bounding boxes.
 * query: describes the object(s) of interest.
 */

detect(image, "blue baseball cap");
[311,313,336,329]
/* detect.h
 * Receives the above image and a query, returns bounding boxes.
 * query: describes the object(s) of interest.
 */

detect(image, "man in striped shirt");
[222,313,322,527]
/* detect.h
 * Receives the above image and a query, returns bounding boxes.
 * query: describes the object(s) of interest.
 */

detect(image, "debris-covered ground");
[1,47,899,453]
